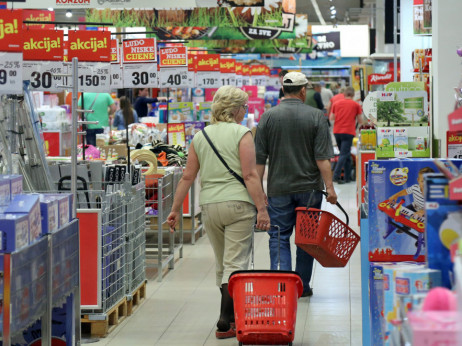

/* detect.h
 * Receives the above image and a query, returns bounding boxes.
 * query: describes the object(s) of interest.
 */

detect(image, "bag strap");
[202,129,246,187]
[88,94,99,111]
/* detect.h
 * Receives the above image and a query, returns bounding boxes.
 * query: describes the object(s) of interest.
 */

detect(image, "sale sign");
[68,30,110,62]
[123,38,157,63]
[188,54,195,72]
[23,30,64,61]
[111,39,119,63]
[23,10,55,30]
[159,46,187,68]
[196,54,220,72]
[220,59,235,74]
[0,10,23,52]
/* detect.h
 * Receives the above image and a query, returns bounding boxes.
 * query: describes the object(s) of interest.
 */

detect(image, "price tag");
[236,75,243,88]
[77,62,111,93]
[110,64,123,90]
[267,77,280,88]
[241,76,250,87]
[196,71,220,88]
[0,52,22,95]
[23,61,69,92]
[159,67,194,88]
[252,76,268,86]
[221,73,236,86]
[123,63,158,88]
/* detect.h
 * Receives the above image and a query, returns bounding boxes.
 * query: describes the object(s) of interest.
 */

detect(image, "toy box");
[39,195,59,234]
[367,159,462,262]
[197,102,212,122]
[0,175,23,202]
[0,178,10,206]
[0,213,29,252]
[369,263,389,346]
[424,174,460,289]
[408,311,461,346]
[45,193,73,228]
[394,128,408,151]
[5,194,42,244]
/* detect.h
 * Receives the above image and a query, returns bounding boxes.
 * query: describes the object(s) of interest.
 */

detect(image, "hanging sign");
[196,54,220,88]
[242,65,250,86]
[23,10,55,30]
[0,10,23,52]
[23,61,68,92]
[159,67,193,88]
[68,30,111,62]
[23,29,64,61]
[76,62,111,92]
[235,62,243,88]
[159,46,187,68]
[123,63,158,88]
[122,38,157,64]
[111,39,119,64]
[368,73,394,85]
[250,65,269,86]
[0,52,23,94]
[110,64,123,89]
[220,59,236,86]
[313,32,340,52]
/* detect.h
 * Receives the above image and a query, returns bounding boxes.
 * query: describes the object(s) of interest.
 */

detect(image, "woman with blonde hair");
[113,96,139,130]
[167,85,270,339]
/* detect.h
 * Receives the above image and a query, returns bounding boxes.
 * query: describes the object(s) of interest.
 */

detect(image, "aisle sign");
[23,10,55,30]
[111,39,119,64]
[76,62,111,92]
[110,64,123,90]
[123,38,156,63]
[220,59,236,86]
[23,61,68,92]
[68,31,111,62]
[0,10,23,52]
[159,46,187,68]
[0,52,23,94]
[159,67,194,88]
[123,63,158,88]
[23,30,64,61]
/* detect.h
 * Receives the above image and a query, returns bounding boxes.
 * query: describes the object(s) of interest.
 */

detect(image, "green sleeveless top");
[193,122,254,206]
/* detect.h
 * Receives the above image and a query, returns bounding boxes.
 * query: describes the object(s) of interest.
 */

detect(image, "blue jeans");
[86,128,104,146]
[267,190,323,292]
[334,133,354,181]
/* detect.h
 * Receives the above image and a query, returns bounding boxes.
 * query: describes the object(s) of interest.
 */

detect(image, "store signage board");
[159,67,194,88]
[0,52,23,94]
[23,61,68,92]
[159,46,187,68]
[368,73,394,85]
[123,63,158,88]
[23,30,64,61]
[76,62,111,93]
[110,64,123,90]
[122,38,156,64]
[0,10,23,52]
[23,10,55,30]
[68,31,111,62]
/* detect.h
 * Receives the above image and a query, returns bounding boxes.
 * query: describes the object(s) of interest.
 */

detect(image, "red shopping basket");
[228,226,303,346]
[295,191,360,267]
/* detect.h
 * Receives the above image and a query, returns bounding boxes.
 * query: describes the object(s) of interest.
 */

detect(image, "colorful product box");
[184,122,205,149]
[38,195,59,234]
[424,174,460,289]
[377,128,394,155]
[0,175,23,202]
[367,159,462,262]
[197,102,212,122]
[168,102,194,123]
[369,263,388,346]
[5,195,42,244]
[394,128,408,151]
[0,178,10,206]
[0,213,29,252]
[408,311,461,346]
[47,194,72,228]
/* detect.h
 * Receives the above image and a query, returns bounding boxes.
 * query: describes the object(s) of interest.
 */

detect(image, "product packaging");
[369,129,377,149]
[184,122,205,148]
[46,194,73,228]
[0,175,23,200]
[197,102,212,122]
[377,128,394,155]
[408,311,461,346]
[38,195,59,234]
[168,102,194,123]
[5,194,42,244]
[0,179,10,206]
[0,213,29,252]
[394,128,408,151]
[415,136,426,151]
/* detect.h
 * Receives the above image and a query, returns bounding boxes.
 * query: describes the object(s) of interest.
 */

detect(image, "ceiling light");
[331,9,337,14]
[331,14,336,18]
[66,10,72,18]
[330,6,335,10]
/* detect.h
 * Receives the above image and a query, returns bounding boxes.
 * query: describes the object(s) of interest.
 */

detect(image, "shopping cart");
[295,191,360,267]
[228,225,303,346]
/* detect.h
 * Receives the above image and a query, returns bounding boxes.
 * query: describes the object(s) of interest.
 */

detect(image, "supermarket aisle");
[91,182,361,346]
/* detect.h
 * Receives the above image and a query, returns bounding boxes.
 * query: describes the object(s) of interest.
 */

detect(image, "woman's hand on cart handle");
[256,209,271,231]
[167,211,180,232]
[325,186,338,205]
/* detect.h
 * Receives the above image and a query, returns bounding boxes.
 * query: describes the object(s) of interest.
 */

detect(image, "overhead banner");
[68,31,111,62]
[313,32,340,52]
[23,30,64,61]
[0,10,23,52]
[23,10,55,30]
[122,38,157,63]
[159,46,187,68]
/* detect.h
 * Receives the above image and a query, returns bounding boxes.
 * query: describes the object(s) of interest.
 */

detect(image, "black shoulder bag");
[201,129,246,187]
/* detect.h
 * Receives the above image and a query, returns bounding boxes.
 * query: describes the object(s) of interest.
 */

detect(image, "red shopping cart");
[295,191,360,267]
[228,226,303,346]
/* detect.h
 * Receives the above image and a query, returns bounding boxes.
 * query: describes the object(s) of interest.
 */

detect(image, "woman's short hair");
[211,86,248,123]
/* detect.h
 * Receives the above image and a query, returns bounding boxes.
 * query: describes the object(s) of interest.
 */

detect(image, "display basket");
[295,191,360,267]
[228,226,303,346]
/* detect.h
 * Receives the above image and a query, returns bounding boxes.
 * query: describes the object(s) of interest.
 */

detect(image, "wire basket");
[295,191,360,267]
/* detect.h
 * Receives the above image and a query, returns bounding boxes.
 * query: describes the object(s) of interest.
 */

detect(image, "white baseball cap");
[283,72,309,86]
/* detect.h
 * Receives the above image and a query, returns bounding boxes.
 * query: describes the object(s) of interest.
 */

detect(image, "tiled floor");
[90,182,362,346]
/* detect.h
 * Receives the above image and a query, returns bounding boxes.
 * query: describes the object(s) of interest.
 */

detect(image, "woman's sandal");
[215,322,236,339]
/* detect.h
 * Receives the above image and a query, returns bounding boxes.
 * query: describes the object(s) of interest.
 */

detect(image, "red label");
[235,62,243,75]
[68,30,110,62]
[23,30,64,61]
[383,274,389,291]
[250,65,269,76]
[111,39,119,63]
[122,38,157,63]
[23,10,55,30]
[368,73,394,85]
[196,54,220,71]
[56,0,91,4]
[242,65,250,76]
[0,9,23,52]
[413,0,423,5]
[448,107,462,133]
[159,46,187,67]
[220,58,235,73]
[395,277,410,295]
[447,131,462,145]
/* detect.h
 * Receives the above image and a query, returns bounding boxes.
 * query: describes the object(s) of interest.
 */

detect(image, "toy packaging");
[0,178,10,206]
[0,213,29,252]
[45,194,72,228]
[0,175,23,202]
[184,122,205,149]
[368,159,462,262]
[39,195,59,234]
[197,102,212,122]
[393,128,408,151]
[168,102,194,123]
[424,174,461,289]
[5,194,42,244]
[408,311,461,346]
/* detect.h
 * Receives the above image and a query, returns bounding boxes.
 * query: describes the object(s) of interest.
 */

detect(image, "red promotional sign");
[242,65,250,76]
[23,29,64,61]
[122,38,157,63]
[188,54,195,72]
[250,65,269,76]
[196,54,220,72]
[159,46,187,67]
[235,62,243,75]
[23,10,55,30]
[0,9,23,52]
[368,72,394,85]
[111,39,119,63]
[68,30,110,62]
[220,59,235,73]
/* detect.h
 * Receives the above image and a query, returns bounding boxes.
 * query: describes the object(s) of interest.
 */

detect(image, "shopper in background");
[330,81,341,95]
[113,96,139,130]
[133,88,166,118]
[327,87,346,117]
[255,72,338,298]
[77,93,116,146]
[319,80,334,109]
[278,69,289,99]
[167,85,270,339]
[330,86,364,184]
[304,83,325,112]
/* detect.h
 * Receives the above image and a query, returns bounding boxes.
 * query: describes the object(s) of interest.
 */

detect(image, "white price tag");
[123,63,158,88]
[267,77,280,88]
[252,76,268,86]
[159,67,194,88]
[0,52,22,95]
[221,73,236,86]
[23,61,69,92]
[196,71,220,88]
[110,64,123,90]
[241,76,250,87]
[236,75,243,88]
[77,62,111,93]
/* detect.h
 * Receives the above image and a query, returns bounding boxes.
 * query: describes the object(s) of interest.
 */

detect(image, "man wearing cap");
[255,72,338,297]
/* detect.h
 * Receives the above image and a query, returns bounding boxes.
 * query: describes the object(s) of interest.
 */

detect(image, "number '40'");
[167,74,181,86]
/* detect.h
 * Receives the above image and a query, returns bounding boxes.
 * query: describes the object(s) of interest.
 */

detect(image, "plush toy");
[422,287,457,311]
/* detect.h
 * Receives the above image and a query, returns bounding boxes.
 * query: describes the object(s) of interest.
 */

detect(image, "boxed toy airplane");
[5,195,42,245]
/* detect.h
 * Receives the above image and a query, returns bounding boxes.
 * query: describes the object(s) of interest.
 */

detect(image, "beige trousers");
[201,200,256,287]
